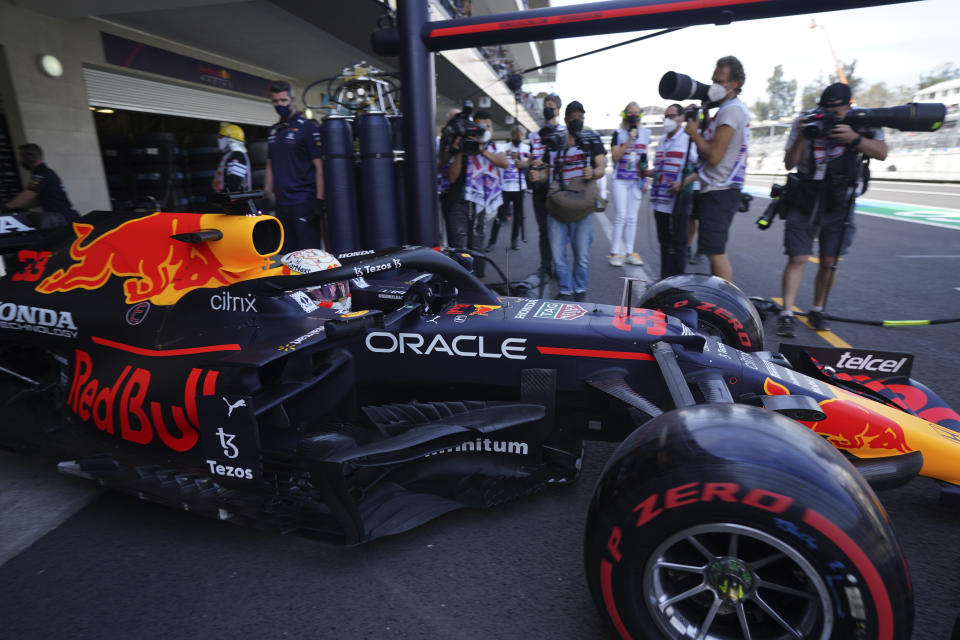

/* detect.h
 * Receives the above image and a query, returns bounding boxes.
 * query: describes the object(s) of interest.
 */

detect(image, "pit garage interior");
[0,0,553,215]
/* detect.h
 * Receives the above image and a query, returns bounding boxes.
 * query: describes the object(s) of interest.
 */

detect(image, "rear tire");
[640,274,764,351]
[585,404,913,640]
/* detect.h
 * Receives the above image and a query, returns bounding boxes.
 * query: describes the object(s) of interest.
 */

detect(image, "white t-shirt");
[697,97,750,192]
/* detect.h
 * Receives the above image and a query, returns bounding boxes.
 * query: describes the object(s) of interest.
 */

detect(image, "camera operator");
[528,94,565,276]
[676,56,750,282]
[608,101,651,267]
[528,100,606,301]
[775,83,887,337]
[487,125,531,251]
[437,107,461,203]
[440,110,508,276]
[651,104,698,279]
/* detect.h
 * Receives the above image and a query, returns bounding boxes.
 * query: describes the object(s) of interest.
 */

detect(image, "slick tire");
[639,274,764,352]
[585,404,912,640]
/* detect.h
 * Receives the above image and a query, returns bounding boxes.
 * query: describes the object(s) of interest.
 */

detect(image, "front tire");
[585,404,912,639]
[639,274,764,352]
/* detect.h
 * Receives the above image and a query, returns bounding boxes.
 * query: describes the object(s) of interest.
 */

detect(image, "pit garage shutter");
[83,67,276,126]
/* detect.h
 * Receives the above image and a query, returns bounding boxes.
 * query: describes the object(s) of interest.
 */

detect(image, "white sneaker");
[608,254,624,267]
[626,252,643,266]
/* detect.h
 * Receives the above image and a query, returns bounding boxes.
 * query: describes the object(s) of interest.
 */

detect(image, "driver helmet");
[218,122,245,142]
[281,249,351,313]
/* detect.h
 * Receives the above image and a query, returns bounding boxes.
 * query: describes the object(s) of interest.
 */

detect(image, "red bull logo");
[36,213,283,306]
[445,303,501,316]
[806,389,913,454]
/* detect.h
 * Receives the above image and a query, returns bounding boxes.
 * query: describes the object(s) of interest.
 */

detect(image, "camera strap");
[555,148,568,191]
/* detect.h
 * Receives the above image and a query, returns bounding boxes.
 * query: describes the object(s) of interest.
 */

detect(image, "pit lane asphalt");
[1,186,958,639]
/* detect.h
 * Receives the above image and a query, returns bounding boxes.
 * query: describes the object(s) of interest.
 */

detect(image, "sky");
[544,0,960,123]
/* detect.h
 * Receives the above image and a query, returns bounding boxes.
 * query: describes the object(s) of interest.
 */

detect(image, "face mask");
[567,119,584,134]
[511,139,521,147]
[481,129,491,143]
[662,118,678,134]
[218,137,230,152]
[274,104,292,119]
[20,159,34,171]
[543,106,555,121]
[626,114,639,126]
[707,83,728,103]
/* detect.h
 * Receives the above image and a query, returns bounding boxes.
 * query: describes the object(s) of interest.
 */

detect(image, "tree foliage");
[800,74,826,111]
[828,59,862,97]
[765,65,797,120]
[751,99,771,121]
[857,82,890,108]
[918,63,960,90]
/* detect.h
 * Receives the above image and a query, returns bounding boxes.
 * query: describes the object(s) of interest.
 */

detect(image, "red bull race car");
[1,195,958,639]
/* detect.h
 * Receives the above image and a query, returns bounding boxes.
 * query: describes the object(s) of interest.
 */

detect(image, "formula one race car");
[2,196,958,639]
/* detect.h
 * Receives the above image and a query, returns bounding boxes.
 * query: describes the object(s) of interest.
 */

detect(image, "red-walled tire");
[639,274,764,352]
[585,404,912,640]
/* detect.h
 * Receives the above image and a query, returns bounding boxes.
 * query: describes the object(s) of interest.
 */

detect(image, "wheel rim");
[642,523,834,640]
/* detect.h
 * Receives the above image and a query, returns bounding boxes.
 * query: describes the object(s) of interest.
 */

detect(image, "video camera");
[802,103,946,138]
[442,100,485,155]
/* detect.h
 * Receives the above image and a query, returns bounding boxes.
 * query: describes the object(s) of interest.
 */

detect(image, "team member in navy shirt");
[4,143,78,221]
[264,80,324,251]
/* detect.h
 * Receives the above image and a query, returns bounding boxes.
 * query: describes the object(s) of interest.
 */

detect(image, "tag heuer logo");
[533,302,587,321]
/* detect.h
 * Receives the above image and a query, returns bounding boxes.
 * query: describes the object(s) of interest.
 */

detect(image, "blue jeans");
[547,214,593,294]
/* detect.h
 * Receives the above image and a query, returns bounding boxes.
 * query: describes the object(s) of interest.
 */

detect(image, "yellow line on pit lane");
[772,297,852,349]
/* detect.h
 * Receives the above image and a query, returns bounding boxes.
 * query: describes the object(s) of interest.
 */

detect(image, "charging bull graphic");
[808,389,913,454]
[36,213,283,306]
[763,377,912,454]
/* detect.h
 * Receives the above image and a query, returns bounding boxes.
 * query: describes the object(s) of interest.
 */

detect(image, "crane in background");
[810,19,848,84]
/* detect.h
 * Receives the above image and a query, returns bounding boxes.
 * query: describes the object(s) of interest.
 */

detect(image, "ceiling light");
[38,54,63,78]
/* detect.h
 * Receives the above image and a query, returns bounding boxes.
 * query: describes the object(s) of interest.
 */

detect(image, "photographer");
[775,83,887,337]
[529,101,606,301]
[440,110,508,276]
[608,101,651,267]
[529,94,565,276]
[677,55,750,282]
[652,104,698,279]
[488,125,531,251]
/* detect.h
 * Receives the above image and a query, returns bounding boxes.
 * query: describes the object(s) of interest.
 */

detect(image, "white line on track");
[866,186,960,197]
[897,255,960,258]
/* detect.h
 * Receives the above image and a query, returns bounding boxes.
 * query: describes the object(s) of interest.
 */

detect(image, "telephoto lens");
[659,71,712,102]
[844,103,946,132]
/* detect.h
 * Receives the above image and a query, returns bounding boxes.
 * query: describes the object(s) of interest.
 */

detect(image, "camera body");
[460,135,483,156]
[540,125,567,153]
[801,108,842,138]
[540,125,601,155]
[683,104,700,122]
